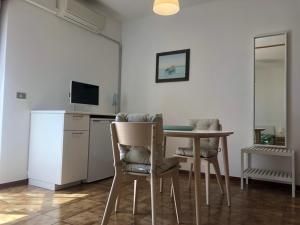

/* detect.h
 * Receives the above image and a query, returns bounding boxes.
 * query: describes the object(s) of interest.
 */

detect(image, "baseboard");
[29,179,82,191]
[179,169,239,181]
[0,171,297,190]
[0,179,28,189]
[179,169,297,188]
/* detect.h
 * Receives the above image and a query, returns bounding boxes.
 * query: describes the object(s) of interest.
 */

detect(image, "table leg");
[221,136,231,207]
[193,137,201,225]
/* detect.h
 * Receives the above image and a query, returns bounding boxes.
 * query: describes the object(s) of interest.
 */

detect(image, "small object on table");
[274,136,285,146]
[254,128,265,144]
[163,125,194,131]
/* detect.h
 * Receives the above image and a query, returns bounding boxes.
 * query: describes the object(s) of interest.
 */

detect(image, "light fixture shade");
[153,0,180,16]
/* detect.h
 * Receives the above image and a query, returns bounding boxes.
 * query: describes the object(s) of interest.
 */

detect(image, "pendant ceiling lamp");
[153,0,180,16]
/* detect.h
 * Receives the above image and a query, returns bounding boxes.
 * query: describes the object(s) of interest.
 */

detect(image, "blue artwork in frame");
[156,49,190,83]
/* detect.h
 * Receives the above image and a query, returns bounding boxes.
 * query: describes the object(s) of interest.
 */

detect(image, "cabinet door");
[61,131,89,184]
[87,120,114,182]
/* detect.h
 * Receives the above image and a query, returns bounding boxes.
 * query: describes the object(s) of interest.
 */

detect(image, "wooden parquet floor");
[0,174,299,225]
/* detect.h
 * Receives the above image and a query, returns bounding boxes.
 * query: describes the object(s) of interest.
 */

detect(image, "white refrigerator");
[86,118,115,183]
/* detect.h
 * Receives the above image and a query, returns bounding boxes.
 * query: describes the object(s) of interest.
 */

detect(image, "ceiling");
[255,35,286,62]
[256,47,285,63]
[96,0,211,20]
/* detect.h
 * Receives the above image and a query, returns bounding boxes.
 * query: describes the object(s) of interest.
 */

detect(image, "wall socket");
[16,92,27,99]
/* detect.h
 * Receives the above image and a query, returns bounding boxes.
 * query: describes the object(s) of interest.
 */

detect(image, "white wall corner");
[0,0,9,183]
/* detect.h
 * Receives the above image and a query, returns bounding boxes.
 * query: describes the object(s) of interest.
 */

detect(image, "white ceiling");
[96,0,211,20]
[256,47,285,63]
[255,35,286,62]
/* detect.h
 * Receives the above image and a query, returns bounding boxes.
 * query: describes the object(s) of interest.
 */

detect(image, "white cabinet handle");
[72,132,83,135]
[72,115,84,118]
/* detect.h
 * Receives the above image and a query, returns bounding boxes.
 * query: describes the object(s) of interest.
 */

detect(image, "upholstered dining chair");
[101,113,181,225]
[174,119,224,206]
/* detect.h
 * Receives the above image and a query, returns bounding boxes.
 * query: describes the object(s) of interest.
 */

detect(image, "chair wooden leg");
[160,135,167,194]
[171,170,182,224]
[170,182,174,198]
[115,194,120,212]
[193,137,201,225]
[133,180,138,215]
[160,178,163,193]
[211,157,224,194]
[204,160,210,206]
[188,163,193,189]
[150,173,158,225]
[115,195,120,212]
[101,175,122,225]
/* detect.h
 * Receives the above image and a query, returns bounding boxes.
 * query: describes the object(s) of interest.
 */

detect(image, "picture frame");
[155,49,190,83]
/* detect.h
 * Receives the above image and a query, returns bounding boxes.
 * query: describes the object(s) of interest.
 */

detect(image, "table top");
[164,129,234,138]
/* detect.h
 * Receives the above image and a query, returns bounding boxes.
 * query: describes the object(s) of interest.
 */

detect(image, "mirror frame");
[253,32,288,148]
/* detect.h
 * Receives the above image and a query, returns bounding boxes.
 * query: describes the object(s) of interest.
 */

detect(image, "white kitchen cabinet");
[61,130,89,184]
[86,118,114,182]
[28,111,90,190]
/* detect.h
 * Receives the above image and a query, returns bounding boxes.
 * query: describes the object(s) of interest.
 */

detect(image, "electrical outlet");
[16,92,27,99]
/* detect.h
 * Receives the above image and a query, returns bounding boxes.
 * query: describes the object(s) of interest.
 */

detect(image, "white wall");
[0,0,121,183]
[121,0,300,182]
[0,0,8,164]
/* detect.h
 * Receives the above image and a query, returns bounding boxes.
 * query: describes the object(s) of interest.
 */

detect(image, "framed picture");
[156,49,190,83]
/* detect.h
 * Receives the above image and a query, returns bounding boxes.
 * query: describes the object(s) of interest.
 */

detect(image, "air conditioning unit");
[57,0,105,33]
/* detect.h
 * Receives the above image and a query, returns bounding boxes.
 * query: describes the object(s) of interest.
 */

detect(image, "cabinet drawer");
[61,131,89,184]
[64,114,89,131]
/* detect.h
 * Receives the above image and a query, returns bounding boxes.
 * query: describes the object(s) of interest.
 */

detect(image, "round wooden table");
[164,130,234,225]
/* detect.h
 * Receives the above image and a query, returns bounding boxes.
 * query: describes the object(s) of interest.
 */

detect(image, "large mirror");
[254,32,287,147]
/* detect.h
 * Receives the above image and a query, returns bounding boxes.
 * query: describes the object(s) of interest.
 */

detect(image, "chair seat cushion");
[119,145,150,164]
[176,147,218,158]
[123,157,179,174]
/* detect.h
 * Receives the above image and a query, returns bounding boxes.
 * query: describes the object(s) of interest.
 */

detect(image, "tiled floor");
[0,175,299,225]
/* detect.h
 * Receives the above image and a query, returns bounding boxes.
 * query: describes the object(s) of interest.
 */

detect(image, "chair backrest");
[113,113,164,166]
[188,119,221,150]
[112,122,156,147]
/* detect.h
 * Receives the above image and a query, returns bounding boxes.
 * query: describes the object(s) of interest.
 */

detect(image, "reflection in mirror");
[254,33,287,146]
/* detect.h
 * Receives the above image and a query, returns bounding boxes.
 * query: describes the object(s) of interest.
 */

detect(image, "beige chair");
[174,119,224,206]
[101,113,181,225]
